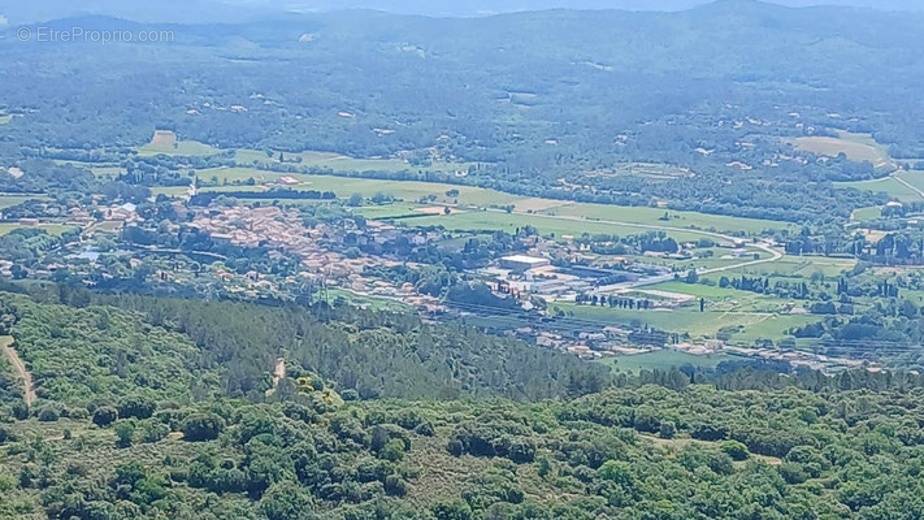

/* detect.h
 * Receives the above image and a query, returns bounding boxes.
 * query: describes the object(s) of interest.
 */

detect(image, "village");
[0,184,884,376]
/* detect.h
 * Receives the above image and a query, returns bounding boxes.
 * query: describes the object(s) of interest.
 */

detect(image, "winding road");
[492,207,786,292]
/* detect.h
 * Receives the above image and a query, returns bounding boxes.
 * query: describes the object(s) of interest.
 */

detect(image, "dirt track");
[1,336,36,406]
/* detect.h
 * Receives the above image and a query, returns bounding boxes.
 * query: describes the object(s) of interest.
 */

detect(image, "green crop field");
[894,169,924,193]
[617,248,770,273]
[789,131,892,167]
[649,281,763,300]
[176,168,795,242]
[552,302,803,341]
[234,148,471,174]
[851,206,883,221]
[354,203,423,219]
[0,114,11,125]
[702,254,856,279]
[138,139,221,157]
[408,209,713,242]
[0,223,75,236]
[0,194,42,210]
[140,141,472,174]
[543,202,794,235]
[837,175,923,202]
[194,168,515,205]
[324,288,411,312]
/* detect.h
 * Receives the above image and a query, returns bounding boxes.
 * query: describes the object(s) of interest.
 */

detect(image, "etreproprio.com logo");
[16,25,175,44]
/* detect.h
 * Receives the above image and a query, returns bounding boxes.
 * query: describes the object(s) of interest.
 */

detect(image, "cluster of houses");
[188,206,443,311]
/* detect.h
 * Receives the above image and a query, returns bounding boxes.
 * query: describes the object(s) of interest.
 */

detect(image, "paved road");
[1,336,35,406]
[496,208,786,292]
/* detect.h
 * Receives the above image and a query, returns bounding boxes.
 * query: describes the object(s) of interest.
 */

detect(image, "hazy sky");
[1,0,921,25]
[257,0,924,16]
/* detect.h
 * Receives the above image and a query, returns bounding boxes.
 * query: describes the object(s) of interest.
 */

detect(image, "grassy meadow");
[0,223,75,236]
[138,139,221,157]
[789,131,892,167]
[182,167,795,240]
[0,194,43,210]
[541,202,795,235]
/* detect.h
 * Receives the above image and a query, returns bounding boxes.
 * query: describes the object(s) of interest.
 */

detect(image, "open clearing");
[234,148,471,174]
[0,223,75,236]
[0,194,43,210]
[408,210,716,243]
[196,168,518,206]
[139,137,221,157]
[542,202,792,235]
[137,138,473,174]
[838,175,922,202]
[851,206,882,221]
[638,433,782,465]
[891,169,924,196]
[173,168,795,241]
[139,139,221,157]
[552,302,814,341]
[701,254,856,279]
[789,131,892,167]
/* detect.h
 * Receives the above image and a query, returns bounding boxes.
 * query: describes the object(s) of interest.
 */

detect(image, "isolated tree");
[92,406,118,427]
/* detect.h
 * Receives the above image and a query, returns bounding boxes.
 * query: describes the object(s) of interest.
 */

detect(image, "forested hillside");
[0,293,608,405]
[0,292,923,518]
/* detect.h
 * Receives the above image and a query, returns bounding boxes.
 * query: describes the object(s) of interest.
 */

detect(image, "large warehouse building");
[499,255,551,273]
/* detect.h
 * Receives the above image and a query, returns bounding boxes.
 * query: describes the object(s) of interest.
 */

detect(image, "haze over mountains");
[1,0,922,24]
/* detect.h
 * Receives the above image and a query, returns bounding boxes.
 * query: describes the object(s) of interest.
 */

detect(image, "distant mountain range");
[1,0,922,24]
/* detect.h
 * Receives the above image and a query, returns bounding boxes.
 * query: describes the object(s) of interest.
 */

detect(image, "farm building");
[499,255,550,272]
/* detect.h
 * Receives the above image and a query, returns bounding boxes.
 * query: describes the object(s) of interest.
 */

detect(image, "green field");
[0,194,42,210]
[51,160,125,178]
[234,148,471,174]
[542,202,794,235]
[174,167,795,242]
[837,174,923,203]
[851,206,883,221]
[0,223,75,236]
[138,139,221,157]
[789,131,892,167]
[137,138,472,174]
[408,209,715,242]
[195,168,517,205]
[649,281,762,300]
[893,170,924,194]
[324,288,411,312]
[602,349,734,373]
[0,114,11,125]
[616,248,770,273]
[552,302,810,342]
[354,203,424,219]
[701,254,856,279]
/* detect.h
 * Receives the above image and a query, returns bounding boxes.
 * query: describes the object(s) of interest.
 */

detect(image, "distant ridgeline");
[1,289,924,517]
[4,4,924,223]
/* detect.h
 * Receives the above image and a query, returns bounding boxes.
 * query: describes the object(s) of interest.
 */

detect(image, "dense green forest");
[0,292,609,405]
[0,292,923,518]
